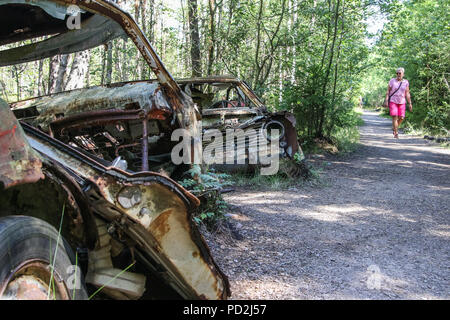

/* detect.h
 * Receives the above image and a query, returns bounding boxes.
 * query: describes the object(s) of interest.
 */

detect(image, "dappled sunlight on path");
[210,110,449,300]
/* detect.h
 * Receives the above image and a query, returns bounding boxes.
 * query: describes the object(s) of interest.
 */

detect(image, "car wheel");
[0,216,88,300]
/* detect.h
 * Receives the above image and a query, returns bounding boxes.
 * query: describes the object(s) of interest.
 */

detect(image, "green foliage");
[423,102,450,135]
[293,151,305,163]
[331,125,361,153]
[365,0,450,135]
[232,171,295,190]
[179,165,232,227]
[179,165,233,193]
[273,0,369,149]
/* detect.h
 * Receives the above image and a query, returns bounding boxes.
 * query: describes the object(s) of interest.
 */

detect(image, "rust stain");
[150,209,172,239]
[0,124,17,138]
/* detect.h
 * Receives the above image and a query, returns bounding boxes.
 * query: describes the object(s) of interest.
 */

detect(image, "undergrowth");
[179,165,232,228]
[300,109,363,155]
[231,158,323,191]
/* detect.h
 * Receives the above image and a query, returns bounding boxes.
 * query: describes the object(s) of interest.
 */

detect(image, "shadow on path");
[217,110,450,300]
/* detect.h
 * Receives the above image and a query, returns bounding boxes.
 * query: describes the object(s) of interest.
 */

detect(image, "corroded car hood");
[22,121,231,299]
[11,82,173,131]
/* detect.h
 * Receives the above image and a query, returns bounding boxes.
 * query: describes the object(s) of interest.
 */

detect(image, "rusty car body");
[0,0,229,300]
[11,76,305,173]
[177,76,304,167]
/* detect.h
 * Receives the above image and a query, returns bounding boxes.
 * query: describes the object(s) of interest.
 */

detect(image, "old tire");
[0,216,88,300]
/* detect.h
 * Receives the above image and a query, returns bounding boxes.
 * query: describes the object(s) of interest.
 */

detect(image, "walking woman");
[384,68,412,138]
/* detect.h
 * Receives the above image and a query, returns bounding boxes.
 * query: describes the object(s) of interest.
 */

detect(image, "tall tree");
[65,51,89,90]
[48,55,60,94]
[54,54,69,93]
[188,0,202,76]
[105,42,113,85]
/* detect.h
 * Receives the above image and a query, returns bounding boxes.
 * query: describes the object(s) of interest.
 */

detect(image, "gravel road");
[203,110,450,300]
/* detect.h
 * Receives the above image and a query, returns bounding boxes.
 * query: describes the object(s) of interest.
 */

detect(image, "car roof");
[0,0,125,66]
[0,0,194,121]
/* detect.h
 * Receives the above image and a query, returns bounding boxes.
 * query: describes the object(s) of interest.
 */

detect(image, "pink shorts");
[389,102,406,117]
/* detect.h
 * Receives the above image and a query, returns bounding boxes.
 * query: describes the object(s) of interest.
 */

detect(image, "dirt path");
[205,110,450,300]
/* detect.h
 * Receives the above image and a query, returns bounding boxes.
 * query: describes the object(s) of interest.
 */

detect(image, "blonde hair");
[396,67,405,73]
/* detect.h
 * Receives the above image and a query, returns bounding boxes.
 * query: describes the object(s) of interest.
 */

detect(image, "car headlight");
[261,120,285,141]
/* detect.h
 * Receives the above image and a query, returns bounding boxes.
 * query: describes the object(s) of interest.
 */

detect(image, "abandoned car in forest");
[0,0,308,300]
[176,76,304,172]
[0,0,230,300]
[11,75,305,175]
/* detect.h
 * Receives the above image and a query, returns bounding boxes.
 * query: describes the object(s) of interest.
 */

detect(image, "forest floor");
[202,110,450,300]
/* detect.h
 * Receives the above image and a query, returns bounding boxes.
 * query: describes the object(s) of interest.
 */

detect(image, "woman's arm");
[406,86,412,111]
[384,84,391,107]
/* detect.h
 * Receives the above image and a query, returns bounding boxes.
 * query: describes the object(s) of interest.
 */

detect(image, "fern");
[180,167,232,228]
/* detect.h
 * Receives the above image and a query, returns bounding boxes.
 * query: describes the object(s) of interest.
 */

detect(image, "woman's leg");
[392,116,398,135]
[397,105,406,133]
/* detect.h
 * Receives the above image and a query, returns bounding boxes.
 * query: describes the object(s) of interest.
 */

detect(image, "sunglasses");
[397,72,402,74]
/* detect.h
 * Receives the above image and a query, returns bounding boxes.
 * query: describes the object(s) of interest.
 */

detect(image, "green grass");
[88,262,136,300]
[331,125,361,154]
[231,164,323,190]
[47,203,65,300]
[300,108,364,155]
[232,172,293,190]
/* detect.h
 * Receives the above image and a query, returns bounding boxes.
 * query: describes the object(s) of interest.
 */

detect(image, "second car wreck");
[177,76,305,173]
[0,0,229,300]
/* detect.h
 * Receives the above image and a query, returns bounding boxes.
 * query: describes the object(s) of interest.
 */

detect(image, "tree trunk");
[188,0,202,77]
[0,79,8,101]
[13,65,21,100]
[37,59,43,96]
[214,1,223,74]
[54,54,69,93]
[105,42,113,85]
[85,50,91,87]
[48,55,60,94]
[207,0,217,76]
[140,0,147,79]
[148,0,155,42]
[254,0,286,90]
[101,44,106,85]
[134,0,142,78]
[65,51,89,90]
[253,0,264,88]
[121,39,129,82]
[290,0,297,83]
[318,0,341,137]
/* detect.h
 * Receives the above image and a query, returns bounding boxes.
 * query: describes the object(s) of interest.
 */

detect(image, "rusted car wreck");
[177,76,304,171]
[11,75,305,174]
[0,0,229,299]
